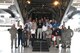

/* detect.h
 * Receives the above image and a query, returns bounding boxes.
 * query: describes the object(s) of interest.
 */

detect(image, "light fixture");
[27,0,31,4]
[53,1,60,6]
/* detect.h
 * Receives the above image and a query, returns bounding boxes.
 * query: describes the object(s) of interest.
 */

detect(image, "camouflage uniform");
[61,28,67,48]
[66,28,73,47]
[9,24,17,48]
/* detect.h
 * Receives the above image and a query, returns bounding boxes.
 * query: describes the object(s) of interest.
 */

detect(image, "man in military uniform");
[66,26,73,48]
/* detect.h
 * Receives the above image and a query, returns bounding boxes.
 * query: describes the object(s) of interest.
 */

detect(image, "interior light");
[53,1,60,6]
[27,0,31,4]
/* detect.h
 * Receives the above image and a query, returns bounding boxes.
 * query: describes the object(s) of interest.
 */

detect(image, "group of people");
[62,26,73,48]
[9,17,74,49]
[9,24,24,48]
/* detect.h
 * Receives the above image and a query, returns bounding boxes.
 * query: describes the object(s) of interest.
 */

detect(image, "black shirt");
[37,22,43,28]
[52,28,61,36]
[17,28,23,36]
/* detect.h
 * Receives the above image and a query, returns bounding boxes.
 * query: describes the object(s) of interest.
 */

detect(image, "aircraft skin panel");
[60,0,80,53]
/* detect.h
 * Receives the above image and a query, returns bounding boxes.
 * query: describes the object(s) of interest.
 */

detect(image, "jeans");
[18,36,24,47]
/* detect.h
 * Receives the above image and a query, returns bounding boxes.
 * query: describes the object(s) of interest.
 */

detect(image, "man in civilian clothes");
[37,19,43,39]
[55,28,62,48]
[17,25,24,47]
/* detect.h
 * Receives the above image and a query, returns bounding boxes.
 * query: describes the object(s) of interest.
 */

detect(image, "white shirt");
[30,29,36,34]
[42,25,47,31]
